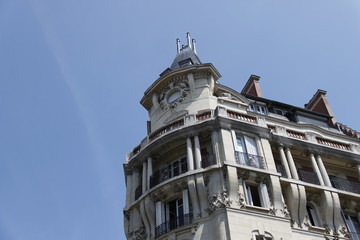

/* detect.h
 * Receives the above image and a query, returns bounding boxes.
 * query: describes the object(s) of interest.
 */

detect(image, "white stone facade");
[124,35,360,240]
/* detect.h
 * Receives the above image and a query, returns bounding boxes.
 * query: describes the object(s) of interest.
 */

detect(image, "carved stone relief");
[157,77,190,110]
[127,226,146,240]
[206,191,232,214]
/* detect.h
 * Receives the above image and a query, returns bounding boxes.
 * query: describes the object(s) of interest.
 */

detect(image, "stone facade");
[123,33,360,240]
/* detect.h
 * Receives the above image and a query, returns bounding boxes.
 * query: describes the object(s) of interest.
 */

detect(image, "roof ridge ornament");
[176,32,197,54]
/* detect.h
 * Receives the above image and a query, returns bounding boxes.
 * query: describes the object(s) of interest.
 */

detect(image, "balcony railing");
[150,160,188,188]
[155,213,193,238]
[276,164,288,178]
[330,176,360,194]
[135,185,142,200]
[298,169,320,185]
[235,151,265,169]
[201,154,217,168]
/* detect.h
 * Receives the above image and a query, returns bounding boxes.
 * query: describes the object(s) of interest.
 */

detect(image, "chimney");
[241,75,263,97]
[305,89,336,124]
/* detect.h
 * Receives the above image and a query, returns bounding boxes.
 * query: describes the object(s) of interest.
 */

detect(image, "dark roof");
[170,47,201,70]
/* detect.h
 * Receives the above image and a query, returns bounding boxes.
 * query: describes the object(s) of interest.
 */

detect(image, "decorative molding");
[206,191,232,214]
[280,203,291,218]
[127,226,146,240]
[157,78,189,110]
[339,225,350,238]
[269,205,277,216]
[237,169,250,180]
[193,71,210,80]
[237,191,246,208]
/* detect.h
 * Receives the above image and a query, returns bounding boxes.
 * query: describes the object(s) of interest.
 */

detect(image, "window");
[244,182,271,208]
[155,190,192,238]
[252,231,273,240]
[248,104,267,115]
[306,204,321,227]
[150,157,188,188]
[232,131,264,169]
[345,214,360,240]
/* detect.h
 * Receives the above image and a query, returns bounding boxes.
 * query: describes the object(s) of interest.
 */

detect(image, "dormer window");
[178,58,193,67]
[248,104,267,115]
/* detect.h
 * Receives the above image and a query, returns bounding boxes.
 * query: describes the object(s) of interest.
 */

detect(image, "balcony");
[150,158,188,188]
[201,154,216,168]
[330,176,360,194]
[155,213,193,238]
[235,151,265,169]
[297,169,320,185]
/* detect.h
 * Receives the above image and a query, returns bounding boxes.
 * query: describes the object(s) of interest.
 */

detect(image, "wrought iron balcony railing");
[155,213,193,238]
[330,176,360,194]
[235,151,265,169]
[276,164,288,178]
[201,154,216,168]
[297,169,320,185]
[150,160,188,188]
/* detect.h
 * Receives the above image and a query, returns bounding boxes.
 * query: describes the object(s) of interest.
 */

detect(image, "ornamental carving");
[169,180,187,194]
[339,225,350,238]
[206,191,232,214]
[237,169,250,180]
[157,78,190,110]
[127,226,146,240]
[193,71,210,80]
[280,202,291,218]
[237,191,246,208]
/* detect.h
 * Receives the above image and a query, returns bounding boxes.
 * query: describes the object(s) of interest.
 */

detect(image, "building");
[123,33,360,240]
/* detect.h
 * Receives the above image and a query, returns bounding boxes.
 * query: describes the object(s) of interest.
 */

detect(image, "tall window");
[306,204,321,227]
[232,131,264,169]
[155,190,192,238]
[244,182,271,208]
[345,214,360,240]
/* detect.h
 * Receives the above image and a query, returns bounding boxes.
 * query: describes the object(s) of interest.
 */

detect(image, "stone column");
[126,173,133,207]
[142,162,147,193]
[316,155,332,187]
[132,169,139,202]
[147,157,153,190]
[357,165,360,181]
[194,135,202,169]
[187,137,194,171]
[309,153,325,186]
[278,146,291,178]
[285,147,299,180]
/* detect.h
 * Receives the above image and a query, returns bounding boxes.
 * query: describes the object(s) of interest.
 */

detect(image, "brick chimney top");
[305,89,336,124]
[241,74,263,97]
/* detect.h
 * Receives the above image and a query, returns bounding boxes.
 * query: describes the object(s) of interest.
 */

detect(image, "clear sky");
[1,1,359,239]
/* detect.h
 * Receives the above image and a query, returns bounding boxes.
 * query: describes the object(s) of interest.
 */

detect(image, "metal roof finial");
[192,39,197,54]
[176,38,181,53]
[186,32,192,49]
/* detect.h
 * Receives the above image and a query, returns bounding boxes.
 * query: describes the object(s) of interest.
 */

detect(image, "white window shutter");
[182,189,189,214]
[259,183,271,208]
[244,136,258,155]
[231,130,240,151]
[155,201,163,226]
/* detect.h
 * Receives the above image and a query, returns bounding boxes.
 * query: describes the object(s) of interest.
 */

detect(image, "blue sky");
[0,1,359,239]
